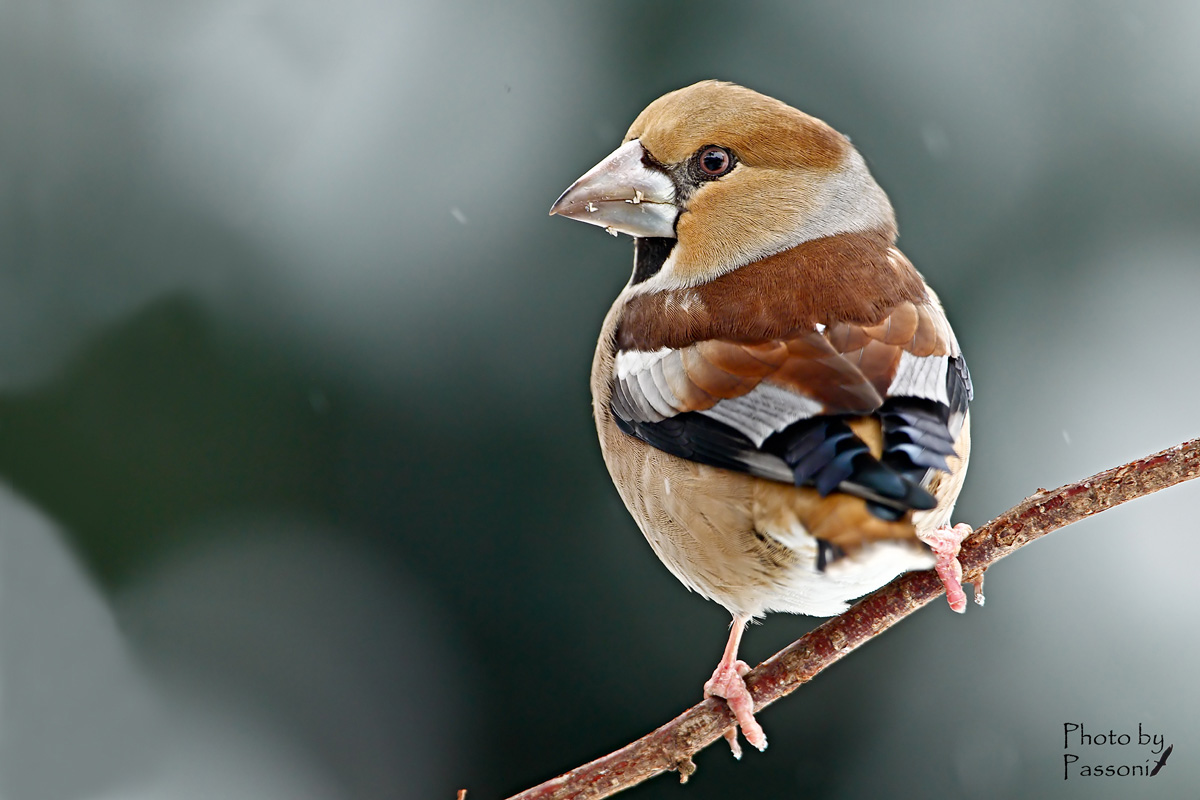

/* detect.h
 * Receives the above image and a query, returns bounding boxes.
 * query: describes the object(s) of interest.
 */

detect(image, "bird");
[550,80,973,757]
[1150,744,1173,777]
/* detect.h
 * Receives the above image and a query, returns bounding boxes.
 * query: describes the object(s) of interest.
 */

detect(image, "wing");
[611,297,971,520]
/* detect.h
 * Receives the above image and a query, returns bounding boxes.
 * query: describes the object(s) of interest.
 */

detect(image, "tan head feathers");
[624,80,848,171]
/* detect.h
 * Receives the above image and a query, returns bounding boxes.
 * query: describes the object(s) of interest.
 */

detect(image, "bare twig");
[504,437,1200,800]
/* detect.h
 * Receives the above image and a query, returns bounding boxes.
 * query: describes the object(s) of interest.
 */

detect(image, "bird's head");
[550,80,896,290]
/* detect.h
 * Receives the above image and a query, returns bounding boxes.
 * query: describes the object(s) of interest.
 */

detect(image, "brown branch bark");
[501,437,1200,800]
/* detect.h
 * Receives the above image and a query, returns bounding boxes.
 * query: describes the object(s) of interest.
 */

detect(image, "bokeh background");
[3,2,1199,798]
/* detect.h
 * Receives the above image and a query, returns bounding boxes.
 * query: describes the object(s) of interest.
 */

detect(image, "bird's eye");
[697,146,734,177]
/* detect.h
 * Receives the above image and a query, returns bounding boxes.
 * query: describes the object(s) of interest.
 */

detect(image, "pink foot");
[704,616,767,757]
[919,522,973,613]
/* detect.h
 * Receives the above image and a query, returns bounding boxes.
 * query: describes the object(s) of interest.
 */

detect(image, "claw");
[919,522,973,613]
[704,616,768,755]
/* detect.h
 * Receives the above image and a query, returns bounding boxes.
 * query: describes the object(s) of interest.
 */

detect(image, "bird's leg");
[918,522,974,613]
[703,614,766,757]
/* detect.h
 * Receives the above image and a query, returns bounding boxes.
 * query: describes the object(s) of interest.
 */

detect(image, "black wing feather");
[609,352,971,521]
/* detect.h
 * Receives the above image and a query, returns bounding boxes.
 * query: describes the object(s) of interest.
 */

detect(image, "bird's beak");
[549,140,677,238]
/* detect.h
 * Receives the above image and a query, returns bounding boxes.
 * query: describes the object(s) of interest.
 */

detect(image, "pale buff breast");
[592,301,793,616]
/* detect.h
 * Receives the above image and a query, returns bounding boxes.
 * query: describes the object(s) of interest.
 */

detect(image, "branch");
[502,437,1200,800]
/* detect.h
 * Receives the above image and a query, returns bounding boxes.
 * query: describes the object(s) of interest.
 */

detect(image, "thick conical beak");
[549,140,677,238]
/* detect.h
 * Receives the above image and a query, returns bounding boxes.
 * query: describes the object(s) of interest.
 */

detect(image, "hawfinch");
[550,81,973,756]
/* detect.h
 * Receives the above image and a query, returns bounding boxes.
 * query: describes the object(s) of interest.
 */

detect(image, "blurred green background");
[3,2,1199,798]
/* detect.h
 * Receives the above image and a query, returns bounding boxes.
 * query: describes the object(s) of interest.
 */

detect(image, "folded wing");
[611,297,971,520]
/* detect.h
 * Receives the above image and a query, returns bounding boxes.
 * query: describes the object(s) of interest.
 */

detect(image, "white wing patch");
[614,348,682,422]
[616,350,826,443]
[615,347,672,380]
[699,382,824,447]
[619,346,954,435]
[887,351,949,405]
[635,366,674,418]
